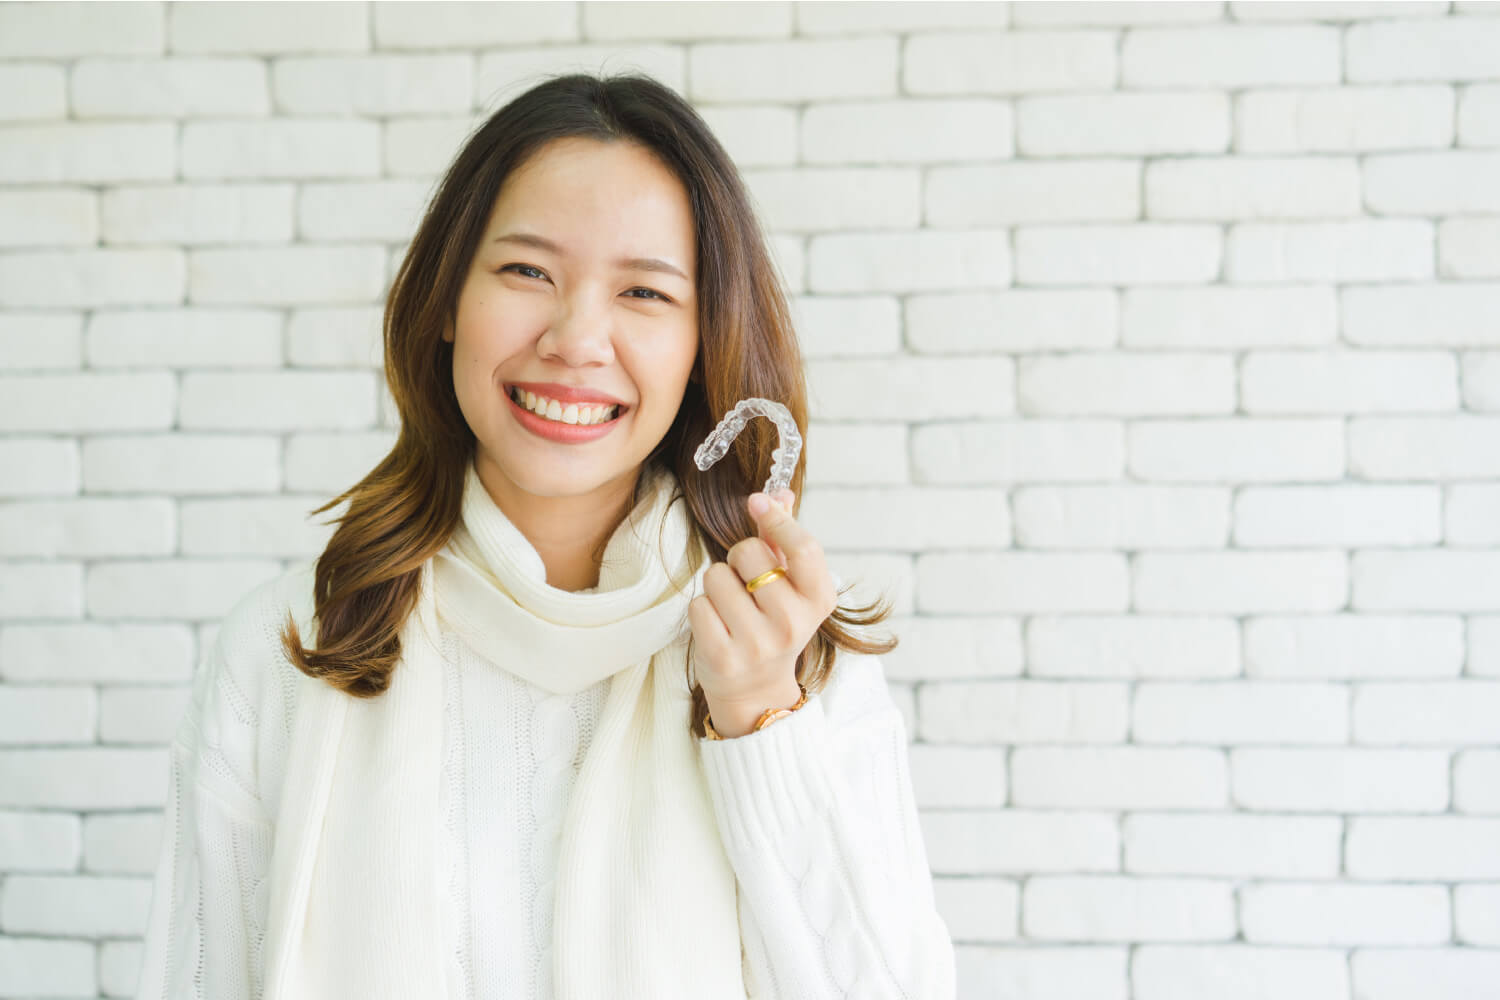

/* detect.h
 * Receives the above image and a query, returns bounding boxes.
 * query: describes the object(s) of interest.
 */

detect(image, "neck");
[472,453,642,592]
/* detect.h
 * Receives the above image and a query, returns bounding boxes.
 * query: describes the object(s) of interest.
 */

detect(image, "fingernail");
[748,493,769,516]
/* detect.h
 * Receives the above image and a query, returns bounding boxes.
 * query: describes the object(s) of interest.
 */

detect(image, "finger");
[687,591,730,653]
[704,559,784,648]
[746,491,820,600]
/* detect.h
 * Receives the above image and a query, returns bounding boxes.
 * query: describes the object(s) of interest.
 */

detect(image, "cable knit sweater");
[135,561,957,999]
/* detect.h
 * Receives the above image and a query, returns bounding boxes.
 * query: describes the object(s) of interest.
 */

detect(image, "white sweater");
[136,562,957,999]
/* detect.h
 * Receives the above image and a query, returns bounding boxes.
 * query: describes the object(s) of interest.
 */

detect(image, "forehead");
[486,137,695,276]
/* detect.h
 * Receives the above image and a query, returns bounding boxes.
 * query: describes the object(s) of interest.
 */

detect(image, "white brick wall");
[1,2,1496,998]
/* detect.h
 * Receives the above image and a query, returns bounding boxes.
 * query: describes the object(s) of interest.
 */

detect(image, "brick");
[1352,949,1500,1000]
[586,1,790,39]
[1348,16,1500,82]
[690,37,896,102]
[284,430,396,492]
[1367,150,1500,214]
[1243,882,1451,946]
[746,167,920,231]
[0,372,175,432]
[908,288,1115,353]
[0,438,77,497]
[1124,813,1341,878]
[100,939,143,998]
[0,122,174,183]
[1122,285,1336,348]
[0,810,81,871]
[179,371,378,429]
[274,54,471,114]
[0,936,95,997]
[0,873,152,936]
[1233,747,1449,813]
[1134,945,1348,1000]
[1346,284,1500,347]
[1347,817,1500,879]
[1228,219,1434,282]
[1012,3,1219,25]
[955,946,1128,1000]
[0,747,167,809]
[83,812,165,874]
[1122,24,1341,88]
[0,311,82,370]
[807,229,1011,293]
[801,100,1012,164]
[1459,83,1500,146]
[0,497,174,558]
[1014,486,1226,549]
[1237,85,1455,152]
[101,184,293,245]
[1465,353,1500,412]
[909,745,1006,807]
[698,105,798,167]
[0,623,194,684]
[1134,551,1347,614]
[1442,219,1500,279]
[298,180,431,242]
[1233,3,1448,20]
[1244,614,1464,679]
[919,681,1128,744]
[475,47,685,111]
[1016,224,1222,285]
[921,809,1118,874]
[86,307,283,368]
[928,161,1138,226]
[98,685,192,745]
[906,30,1116,95]
[180,496,336,557]
[0,2,161,57]
[1019,353,1235,416]
[0,685,95,744]
[1235,485,1442,547]
[800,422,907,485]
[1027,616,1240,680]
[1455,884,1500,945]
[1011,747,1228,809]
[880,616,1023,682]
[1351,416,1500,477]
[0,562,82,620]
[802,487,1008,550]
[1135,681,1348,745]
[0,248,184,308]
[1017,92,1230,156]
[0,187,96,247]
[83,433,280,494]
[1146,155,1362,219]
[188,245,386,305]
[286,306,382,367]
[931,876,1018,942]
[917,552,1129,615]
[1354,551,1500,611]
[806,356,1014,420]
[1130,418,1344,482]
[0,63,66,121]
[1354,681,1500,743]
[73,56,269,116]
[180,120,380,180]
[1242,350,1457,414]
[168,1,368,54]
[86,559,281,621]
[912,419,1124,485]
[1024,876,1235,942]
[374,1,574,47]
[1455,750,1500,813]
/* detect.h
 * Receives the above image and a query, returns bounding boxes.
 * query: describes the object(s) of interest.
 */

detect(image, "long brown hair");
[279,71,897,736]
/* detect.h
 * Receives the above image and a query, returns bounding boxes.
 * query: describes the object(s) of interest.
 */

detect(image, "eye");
[499,264,672,304]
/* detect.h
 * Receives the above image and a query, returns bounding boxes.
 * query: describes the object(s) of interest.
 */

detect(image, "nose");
[536,297,616,367]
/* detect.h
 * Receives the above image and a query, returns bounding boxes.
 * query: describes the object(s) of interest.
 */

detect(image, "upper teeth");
[510,387,620,425]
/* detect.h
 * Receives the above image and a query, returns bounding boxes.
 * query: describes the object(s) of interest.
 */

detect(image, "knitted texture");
[135,565,956,999]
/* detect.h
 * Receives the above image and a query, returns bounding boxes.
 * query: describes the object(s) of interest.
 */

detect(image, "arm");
[697,652,957,1000]
[134,631,276,1000]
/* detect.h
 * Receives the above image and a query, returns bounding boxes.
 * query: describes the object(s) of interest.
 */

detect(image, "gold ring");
[744,566,787,593]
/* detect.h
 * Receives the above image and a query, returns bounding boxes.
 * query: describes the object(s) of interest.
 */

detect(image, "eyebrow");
[490,232,690,283]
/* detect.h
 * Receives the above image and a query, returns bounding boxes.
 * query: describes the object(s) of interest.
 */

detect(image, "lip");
[505,385,625,443]
[506,381,629,409]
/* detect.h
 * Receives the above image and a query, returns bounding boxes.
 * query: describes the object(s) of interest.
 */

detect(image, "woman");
[134,72,956,1000]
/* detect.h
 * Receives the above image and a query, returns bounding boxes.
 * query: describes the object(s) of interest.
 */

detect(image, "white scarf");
[259,457,747,998]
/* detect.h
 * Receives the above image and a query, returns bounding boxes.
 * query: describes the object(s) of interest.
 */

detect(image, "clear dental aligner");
[693,397,802,497]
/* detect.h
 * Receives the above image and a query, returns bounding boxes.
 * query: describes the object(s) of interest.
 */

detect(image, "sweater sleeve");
[696,652,957,1000]
[134,627,277,1000]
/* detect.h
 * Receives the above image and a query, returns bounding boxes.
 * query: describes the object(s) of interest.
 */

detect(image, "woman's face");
[445,136,699,505]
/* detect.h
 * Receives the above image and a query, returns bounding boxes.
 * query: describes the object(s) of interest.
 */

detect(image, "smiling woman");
[133,71,955,1000]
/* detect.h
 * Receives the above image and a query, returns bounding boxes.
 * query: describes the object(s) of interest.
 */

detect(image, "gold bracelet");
[702,683,808,741]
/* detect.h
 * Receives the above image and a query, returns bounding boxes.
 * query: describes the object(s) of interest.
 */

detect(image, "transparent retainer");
[692,397,802,497]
